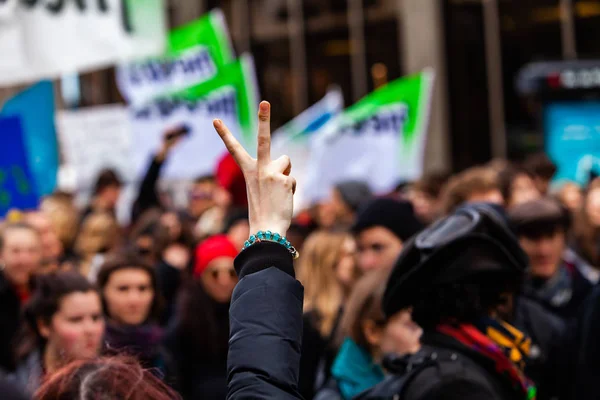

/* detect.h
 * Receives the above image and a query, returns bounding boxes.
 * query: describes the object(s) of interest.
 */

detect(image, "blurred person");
[312,201,337,230]
[131,127,184,224]
[11,272,104,395]
[498,166,541,209]
[165,235,238,400]
[188,175,217,222]
[0,377,28,400]
[24,212,63,274]
[0,223,43,372]
[329,181,373,228]
[572,178,600,268]
[405,173,449,224]
[82,169,122,221]
[352,198,423,272]
[315,269,422,400]
[74,212,120,281]
[96,254,176,385]
[440,166,503,214]
[524,153,557,195]
[223,209,250,251]
[510,199,594,320]
[296,231,359,399]
[34,356,181,400]
[39,194,80,267]
[554,181,583,213]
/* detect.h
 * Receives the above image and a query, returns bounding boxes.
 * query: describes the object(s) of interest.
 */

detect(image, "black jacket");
[227,242,304,399]
[357,332,524,400]
[0,272,22,373]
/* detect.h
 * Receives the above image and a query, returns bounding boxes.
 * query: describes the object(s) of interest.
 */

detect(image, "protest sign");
[0,117,40,216]
[271,88,344,211]
[1,81,59,196]
[56,105,133,190]
[0,0,166,86]
[130,55,259,180]
[117,9,234,105]
[305,69,435,202]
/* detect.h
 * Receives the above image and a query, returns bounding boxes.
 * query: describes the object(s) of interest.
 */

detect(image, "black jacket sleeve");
[131,156,164,223]
[227,242,304,400]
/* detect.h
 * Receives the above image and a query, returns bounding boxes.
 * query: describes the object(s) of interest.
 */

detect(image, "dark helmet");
[383,203,528,318]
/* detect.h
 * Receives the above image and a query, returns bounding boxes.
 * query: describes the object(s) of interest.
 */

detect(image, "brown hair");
[297,231,351,338]
[96,253,163,323]
[573,178,600,265]
[34,356,181,400]
[524,153,557,181]
[93,168,122,195]
[75,212,120,258]
[337,268,390,352]
[440,166,500,215]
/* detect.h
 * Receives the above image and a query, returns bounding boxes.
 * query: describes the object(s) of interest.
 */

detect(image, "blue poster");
[0,117,40,216]
[544,101,600,185]
[1,81,59,196]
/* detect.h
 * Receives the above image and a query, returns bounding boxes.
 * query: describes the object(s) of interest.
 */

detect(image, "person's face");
[336,238,358,292]
[27,213,63,261]
[189,181,216,219]
[1,228,42,287]
[467,189,504,206]
[519,231,566,279]
[160,212,182,242]
[200,257,238,303]
[357,227,403,272]
[330,189,352,223]
[135,236,156,265]
[379,309,422,356]
[586,188,600,227]
[227,220,250,251]
[101,185,121,208]
[103,268,155,325]
[510,174,540,207]
[561,185,583,212]
[40,291,105,362]
[315,202,336,229]
[410,190,435,223]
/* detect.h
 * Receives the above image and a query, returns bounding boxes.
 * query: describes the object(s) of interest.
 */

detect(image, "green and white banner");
[305,69,435,202]
[117,9,234,105]
[130,55,259,180]
[0,0,166,86]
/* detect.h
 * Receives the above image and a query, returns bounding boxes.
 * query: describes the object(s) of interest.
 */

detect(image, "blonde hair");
[440,166,500,215]
[75,212,120,258]
[40,195,79,251]
[297,231,349,338]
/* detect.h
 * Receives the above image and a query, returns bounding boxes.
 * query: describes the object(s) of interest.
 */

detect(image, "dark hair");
[129,209,170,258]
[0,222,39,251]
[194,174,216,185]
[498,165,534,205]
[509,198,570,239]
[524,153,557,181]
[175,281,229,363]
[18,272,98,360]
[96,253,163,324]
[411,272,521,330]
[93,169,122,195]
[413,172,450,199]
[34,356,181,400]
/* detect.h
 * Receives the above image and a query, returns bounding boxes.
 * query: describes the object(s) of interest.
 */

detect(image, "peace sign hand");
[213,101,296,238]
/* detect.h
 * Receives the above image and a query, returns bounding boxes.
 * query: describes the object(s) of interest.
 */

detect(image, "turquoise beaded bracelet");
[243,230,299,259]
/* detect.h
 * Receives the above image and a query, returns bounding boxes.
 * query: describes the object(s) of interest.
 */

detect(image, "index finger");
[213,119,252,169]
[257,101,271,167]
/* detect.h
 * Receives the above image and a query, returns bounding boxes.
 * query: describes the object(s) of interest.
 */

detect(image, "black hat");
[383,203,528,318]
[335,181,373,212]
[352,198,424,242]
[509,198,570,238]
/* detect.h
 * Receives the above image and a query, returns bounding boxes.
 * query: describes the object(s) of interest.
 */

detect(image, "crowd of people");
[0,102,600,399]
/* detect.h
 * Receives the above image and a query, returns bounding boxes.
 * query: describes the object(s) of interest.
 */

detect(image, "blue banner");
[0,117,40,216]
[545,101,600,186]
[1,81,59,196]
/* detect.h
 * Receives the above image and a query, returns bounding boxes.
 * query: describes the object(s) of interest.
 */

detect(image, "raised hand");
[213,101,295,237]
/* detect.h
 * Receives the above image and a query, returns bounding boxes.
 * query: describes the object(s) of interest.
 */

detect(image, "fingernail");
[260,101,270,112]
[213,119,222,128]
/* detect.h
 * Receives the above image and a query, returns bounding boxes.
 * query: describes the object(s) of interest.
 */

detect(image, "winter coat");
[0,272,23,373]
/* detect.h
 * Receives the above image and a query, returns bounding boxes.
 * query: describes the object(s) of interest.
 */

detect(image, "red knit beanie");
[216,152,247,208]
[194,235,239,278]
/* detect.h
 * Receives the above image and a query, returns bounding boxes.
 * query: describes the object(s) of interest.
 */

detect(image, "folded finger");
[286,176,297,195]
[213,119,252,169]
[272,155,292,176]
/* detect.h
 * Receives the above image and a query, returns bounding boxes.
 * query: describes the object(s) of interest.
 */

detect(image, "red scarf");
[437,322,536,400]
